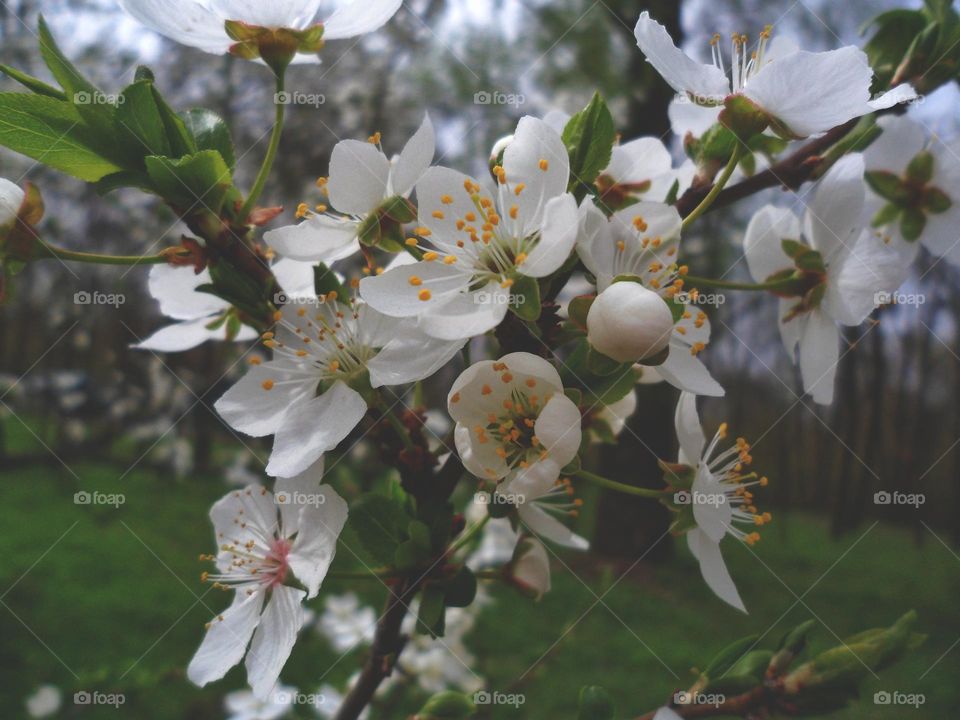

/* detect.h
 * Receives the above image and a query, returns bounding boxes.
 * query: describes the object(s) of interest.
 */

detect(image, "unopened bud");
[587,281,674,363]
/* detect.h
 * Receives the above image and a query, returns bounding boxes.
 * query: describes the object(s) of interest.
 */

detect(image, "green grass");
[0,446,956,719]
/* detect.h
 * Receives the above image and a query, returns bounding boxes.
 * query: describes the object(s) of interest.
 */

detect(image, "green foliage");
[181,108,236,170]
[417,691,477,719]
[314,262,351,304]
[509,275,541,321]
[577,685,615,720]
[348,493,415,566]
[561,92,616,200]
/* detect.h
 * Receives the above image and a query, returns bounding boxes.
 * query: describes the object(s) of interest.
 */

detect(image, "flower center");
[701,422,770,545]
[708,25,773,97]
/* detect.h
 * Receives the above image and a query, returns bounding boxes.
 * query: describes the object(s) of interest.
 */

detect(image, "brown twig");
[673,119,859,219]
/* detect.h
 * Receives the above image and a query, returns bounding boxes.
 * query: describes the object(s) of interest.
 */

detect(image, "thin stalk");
[681,146,743,230]
[238,69,287,221]
[40,243,188,266]
[575,469,667,499]
[682,274,797,292]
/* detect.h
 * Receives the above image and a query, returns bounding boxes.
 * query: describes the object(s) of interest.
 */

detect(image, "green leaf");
[313,263,351,304]
[703,634,761,679]
[509,275,541,321]
[94,170,155,196]
[151,88,197,158]
[567,295,594,329]
[417,585,446,638]
[562,92,616,197]
[116,80,171,157]
[349,493,412,566]
[181,108,235,169]
[0,64,66,99]
[577,686,615,720]
[145,150,233,214]
[0,94,123,181]
[38,15,102,101]
[443,567,477,608]
[417,691,476,719]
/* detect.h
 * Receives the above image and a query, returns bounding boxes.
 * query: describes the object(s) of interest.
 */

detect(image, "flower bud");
[0,178,25,240]
[586,281,674,363]
[508,538,551,599]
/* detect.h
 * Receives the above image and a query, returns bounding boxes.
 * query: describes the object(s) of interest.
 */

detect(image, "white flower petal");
[692,471,733,543]
[188,590,265,688]
[323,0,402,40]
[805,154,865,264]
[634,12,729,101]
[418,282,510,340]
[288,484,348,598]
[0,178,24,230]
[518,502,588,550]
[209,0,323,28]
[454,423,509,480]
[327,140,390,216]
[272,258,318,298]
[148,265,225,320]
[864,115,926,176]
[533,394,582,469]
[687,529,746,612]
[118,0,230,54]
[245,585,306,699]
[521,193,579,278]
[511,539,551,599]
[673,392,705,464]
[743,205,800,281]
[135,317,224,352]
[216,362,314,438]
[659,345,724,397]
[359,260,469,318]
[745,47,874,138]
[501,116,570,236]
[825,230,906,325]
[799,309,839,405]
[274,459,325,536]
[266,382,368,477]
[499,352,564,392]
[668,97,721,138]
[367,324,465,387]
[654,708,684,720]
[263,215,360,263]
[390,114,435,197]
[605,137,673,184]
[868,83,917,111]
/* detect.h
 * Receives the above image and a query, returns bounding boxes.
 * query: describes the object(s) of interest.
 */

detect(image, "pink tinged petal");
[187,590,265,688]
[522,193,579,278]
[673,392,705,464]
[358,261,469,318]
[826,230,907,326]
[419,282,510,341]
[668,97,721,138]
[659,345,725,397]
[864,115,926,175]
[533,394,582,469]
[687,529,746,613]
[511,539,552,598]
[502,116,571,236]
[148,265,224,319]
[263,215,360,263]
[389,115,435,197]
[804,154,866,264]
[367,325,465,387]
[327,140,390,216]
[322,0,402,40]
[454,424,509,481]
[868,83,918,111]
[745,47,874,138]
[743,205,800,282]
[518,501,588,550]
[605,137,673,184]
[633,11,729,101]
[287,485,348,598]
[799,309,839,405]
[245,585,307,699]
[118,0,230,54]
[209,484,279,559]
[215,362,313,437]
[266,382,368,477]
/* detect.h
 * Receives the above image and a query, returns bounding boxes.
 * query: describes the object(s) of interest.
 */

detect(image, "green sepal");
[864,170,904,202]
[416,584,447,638]
[443,566,478,608]
[900,207,927,241]
[906,150,935,184]
[871,202,902,227]
[313,263,351,305]
[509,274,541,321]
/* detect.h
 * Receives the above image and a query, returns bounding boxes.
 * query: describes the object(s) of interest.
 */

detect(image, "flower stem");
[39,243,189,266]
[448,514,490,556]
[682,274,795,292]
[574,469,666,498]
[681,146,743,230]
[238,68,287,222]
[328,568,401,580]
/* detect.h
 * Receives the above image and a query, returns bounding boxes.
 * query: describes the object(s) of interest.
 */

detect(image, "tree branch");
[673,119,859,219]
